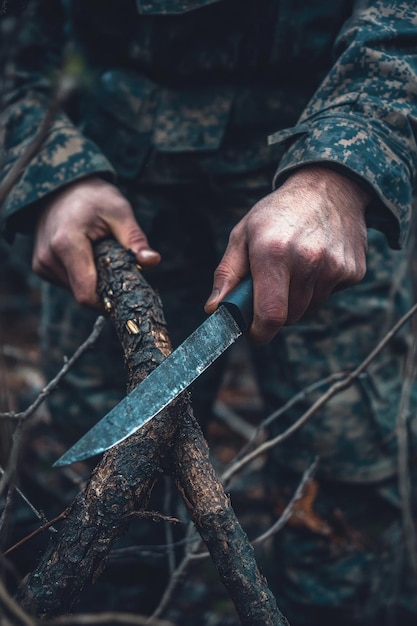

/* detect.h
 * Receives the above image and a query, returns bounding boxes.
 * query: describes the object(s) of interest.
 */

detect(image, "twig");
[147,541,201,623]
[0,465,58,532]
[221,301,417,485]
[0,316,104,550]
[0,477,15,540]
[123,510,180,525]
[0,577,174,626]
[253,457,319,545]
[0,315,105,422]
[234,371,348,463]
[149,460,319,620]
[213,400,258,441]
[3,509,68,557]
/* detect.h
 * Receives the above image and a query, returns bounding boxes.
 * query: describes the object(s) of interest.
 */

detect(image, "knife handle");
[220,275,253,332]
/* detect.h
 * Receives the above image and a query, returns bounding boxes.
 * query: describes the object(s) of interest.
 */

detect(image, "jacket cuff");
[269,116,412,250]
[1,123,116,236]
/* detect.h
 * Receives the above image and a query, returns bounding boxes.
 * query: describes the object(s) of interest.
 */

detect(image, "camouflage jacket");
[0,0,417,248]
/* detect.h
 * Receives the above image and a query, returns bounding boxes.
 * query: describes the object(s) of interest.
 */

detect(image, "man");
[1,0,417,623]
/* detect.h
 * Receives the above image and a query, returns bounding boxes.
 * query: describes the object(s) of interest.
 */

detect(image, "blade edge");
[54,306,242,466]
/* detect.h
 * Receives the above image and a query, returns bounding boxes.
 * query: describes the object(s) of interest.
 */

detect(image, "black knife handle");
[220,275,254,332]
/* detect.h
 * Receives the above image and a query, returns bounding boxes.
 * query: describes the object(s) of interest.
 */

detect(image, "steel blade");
[54,305,242,466]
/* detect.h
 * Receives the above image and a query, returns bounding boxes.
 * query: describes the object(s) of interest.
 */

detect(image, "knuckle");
[72,272,96,307]
[73,284,93,307]
[75,292,91,307]
[327,260,346,284]
[109,189,132,210]
[355,257,367,282]
[32,256,43,275]
[297,243,327,273]
[228,225,244,247]
[127,229,148,247]
[254,240,288,273]
[213,263,234,284]
[33,247,51,273]
[73,288,86,305]
[264,240,286,261]
[251,313,285,344]
[50,230,71,256]
[112,196,132,216]
[339,255,367,285]
[257,305,287,331]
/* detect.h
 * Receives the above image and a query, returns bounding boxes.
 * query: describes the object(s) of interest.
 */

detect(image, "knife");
[53,276,253,466]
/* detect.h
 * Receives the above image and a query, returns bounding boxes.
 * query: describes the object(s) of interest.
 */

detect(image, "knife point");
[53,455,73,467]
[52,459,65,468]
[53,450,97,467]
[52,306,243,464]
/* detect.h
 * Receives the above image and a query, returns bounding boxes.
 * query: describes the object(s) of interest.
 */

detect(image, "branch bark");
[14,239,287,626]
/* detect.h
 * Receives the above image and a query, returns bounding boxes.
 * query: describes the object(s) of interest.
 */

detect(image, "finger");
[284,260,319,325]
[32,242,71,289]
[55,235,100,307]
[109,212,161,268]
[33,262,70,289]
[309,247,367,309]
[204,230,249,314]
[249,264,291,344]
[285,279,315,325]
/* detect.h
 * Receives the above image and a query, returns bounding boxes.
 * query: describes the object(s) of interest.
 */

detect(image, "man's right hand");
[33,176,161,307]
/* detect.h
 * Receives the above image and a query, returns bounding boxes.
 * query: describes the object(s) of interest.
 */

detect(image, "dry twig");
[221,301,417,485]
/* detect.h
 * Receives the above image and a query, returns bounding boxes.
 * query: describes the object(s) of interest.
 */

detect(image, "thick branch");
[172,411,287,625]
[14,239,286,624]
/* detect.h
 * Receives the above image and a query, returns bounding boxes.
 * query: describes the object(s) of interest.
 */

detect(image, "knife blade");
[53,276,253,466]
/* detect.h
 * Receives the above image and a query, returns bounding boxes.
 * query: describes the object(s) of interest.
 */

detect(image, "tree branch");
[14,239,287,625]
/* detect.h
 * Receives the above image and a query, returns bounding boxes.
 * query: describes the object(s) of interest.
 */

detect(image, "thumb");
[205,254,249,314]
[110,211,161,268]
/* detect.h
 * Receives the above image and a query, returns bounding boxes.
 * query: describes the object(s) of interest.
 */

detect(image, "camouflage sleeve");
[0,0,115,237]
[269,0,417,249]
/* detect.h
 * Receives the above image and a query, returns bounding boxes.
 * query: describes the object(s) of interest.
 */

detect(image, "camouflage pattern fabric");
[265,465,417,626]
[1,0,417,244]
[2,0,417,623]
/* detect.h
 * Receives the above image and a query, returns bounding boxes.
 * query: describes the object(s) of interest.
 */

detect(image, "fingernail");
[204,288,220,312]
[138,249,161,265]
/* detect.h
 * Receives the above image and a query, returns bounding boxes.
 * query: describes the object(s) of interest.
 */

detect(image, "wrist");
[283,164,371,217]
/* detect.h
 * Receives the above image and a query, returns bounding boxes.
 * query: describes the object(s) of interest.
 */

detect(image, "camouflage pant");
[264,466,417,626]
[39,167,417,623]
